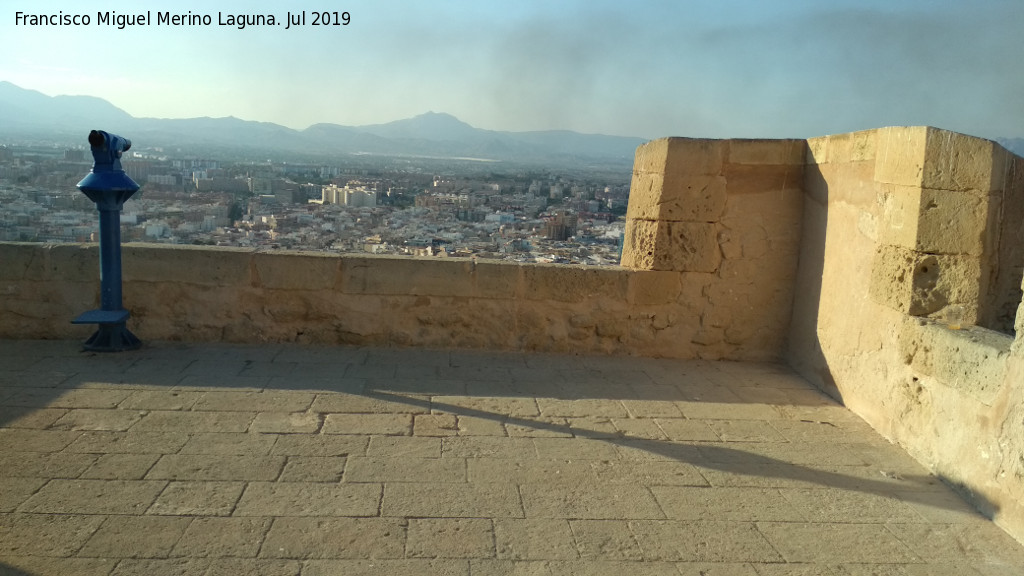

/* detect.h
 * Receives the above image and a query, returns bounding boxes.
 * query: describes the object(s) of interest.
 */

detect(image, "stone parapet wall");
[788,126,1024,543]
[621,137,806,357]
[0,242,781,360]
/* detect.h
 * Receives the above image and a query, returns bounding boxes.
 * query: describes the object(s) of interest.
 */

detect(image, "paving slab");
[76,515,191,559]
[18,479,166,515]
[1,339,1023,575]
[260,517,405,559]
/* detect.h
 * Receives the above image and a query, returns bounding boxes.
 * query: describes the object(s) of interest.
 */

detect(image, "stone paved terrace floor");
[1,340,1023,576]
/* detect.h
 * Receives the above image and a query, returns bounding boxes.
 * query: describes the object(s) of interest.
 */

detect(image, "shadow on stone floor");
[0,340,998,523]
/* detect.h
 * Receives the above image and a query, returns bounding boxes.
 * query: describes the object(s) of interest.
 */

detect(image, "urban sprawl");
[0,143,631,265]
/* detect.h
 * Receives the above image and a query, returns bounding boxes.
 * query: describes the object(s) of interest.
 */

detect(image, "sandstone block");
[474,260,520,299]
[869,245,982,317]
[626,172,727,222]
[19,479,165,515]
[0,514,106,557]
[723,163,803,195]
[382,482,523,518]
[146,454,285,481]
[233,482,382,517]
[874,126,928,186]
[632,137,725,177]
[122,243,253,286]
[173,517,270,558]
[11,243,97,282]
[148,481,246,516]
[253,251,339,291]
[279,456,347,482]
[923,127,1007,192]
[806,130,878,165]
[341,256,474,297]
[494,519,578,560]
[878,183,921,250]
[900,320,1011,405]
[521,264,629,303]
[621,220,721,273]
[77,515,191,559]
[519,484,663,519]
[260,517,405,559]
[914,188,991,255]
[571,519,643,560]
[728,139,805,166]
[343,456,465,483]
[406,518,495,559]
[628,271,682,306]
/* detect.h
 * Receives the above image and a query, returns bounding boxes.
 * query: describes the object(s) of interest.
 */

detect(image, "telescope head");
[88,130,132,171]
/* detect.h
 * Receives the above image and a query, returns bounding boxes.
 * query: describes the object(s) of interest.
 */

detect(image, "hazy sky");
[3,0,1022,140]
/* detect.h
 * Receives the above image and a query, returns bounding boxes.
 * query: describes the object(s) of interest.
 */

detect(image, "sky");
[2,0,1023,140]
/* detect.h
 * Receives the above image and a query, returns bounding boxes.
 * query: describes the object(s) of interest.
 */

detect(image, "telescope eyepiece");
[88,130,105,148]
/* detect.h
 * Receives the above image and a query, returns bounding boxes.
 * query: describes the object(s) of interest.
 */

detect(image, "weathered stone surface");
[260,517,405,559]
[757,522,919,563]
[382,483,523,518]
[521,265,629,304]
[519,484,663,519]
[250,412,322,433]
[280,456,347,482]
[303,559,468,576]
[869,244,983,317]
[879,184,993,255]
[494,518,578,560]
[253,251,339,291]
[133,410,256,433]
[342,256,476,297]
[64,430,190,454]
[79,453,160,480]
[0,513,106,557]
[723,163,803,194]
[178,432,279,455]
[234,482,382,517]
[922,128,1008,192]
[0,478,47,512]
[626,172,728,222]
[407,518,495,559]
[146,454,285,481]
[629,520,782,562]
[652,486,803,521]
[807,130,877,165]
[874,126,929,186]
[173,517,271,558]
[77,515,191,558]
[0,557,116,576]
[2,337,1024,570]
[633,137,726,177]
[344,456,465,483]
[322,413,413,435]
[19,479,165,514]
[728,139,806,166]
[900,320,1011,405]
[147,481,246,516]
[622,219,721,273]
[123,243,253,286]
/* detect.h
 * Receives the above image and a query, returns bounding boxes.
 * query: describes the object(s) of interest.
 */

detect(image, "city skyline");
[2,0,1023,141]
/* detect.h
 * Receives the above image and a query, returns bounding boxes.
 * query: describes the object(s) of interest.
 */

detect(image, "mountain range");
[3,81,1023,163]
[0,81,646,165]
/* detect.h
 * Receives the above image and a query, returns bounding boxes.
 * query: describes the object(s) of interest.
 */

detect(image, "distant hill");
[0,81,133,135]
[0,81,646,165]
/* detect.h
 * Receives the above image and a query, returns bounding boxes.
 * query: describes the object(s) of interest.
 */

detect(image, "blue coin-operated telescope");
[72,130,141,351]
